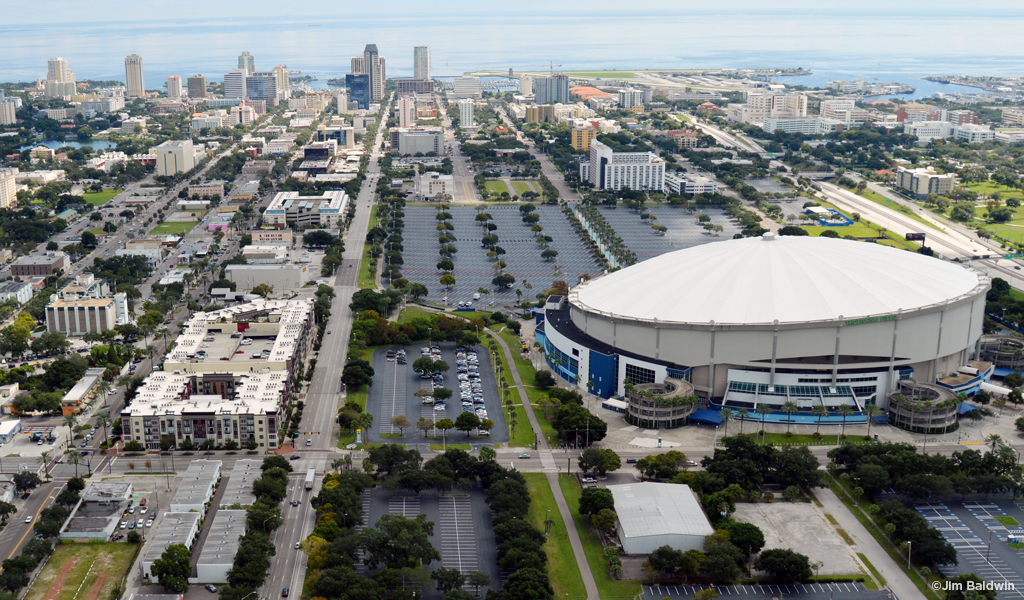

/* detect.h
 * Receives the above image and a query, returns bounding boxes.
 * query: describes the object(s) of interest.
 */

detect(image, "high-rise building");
[125,54,145,97]
[45,57,76,97]
[363,44,386,102]
[0,101,16,126]
[273,65,289,93]
[583,139,665,192]
[223,69,247,100]
[154,140,196,176]
[0,169,16,209]
[458,99,475,128]
[166,75,182,99]
[346,74,371,109]
[535,74,569,104]
[397,95,416,127]
[350,56,364,75]
[188,75,208,99]
[246,74,278,106]
[519,74,533,95]
[413,46,431,81]
[450,76,482,99]
[617,88,645,109]
[238,51,255,76]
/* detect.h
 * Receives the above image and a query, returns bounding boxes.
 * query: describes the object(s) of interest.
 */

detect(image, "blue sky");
[9,0,1024,23]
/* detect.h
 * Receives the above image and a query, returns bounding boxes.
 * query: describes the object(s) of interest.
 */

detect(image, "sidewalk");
[491,328,600,600]
[817,486,926,600]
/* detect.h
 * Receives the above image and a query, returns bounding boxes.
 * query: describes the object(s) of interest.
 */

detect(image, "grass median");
[523,473,587,600]
[358,205,379,289]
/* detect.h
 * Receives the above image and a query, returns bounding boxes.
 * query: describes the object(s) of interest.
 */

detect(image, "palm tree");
[986,433,1004,451]
[95,412,112,450]
[863,404,881,438]
[736,408,750,435]
[719,407,735,438]
[96,380,112,407]
[64,414,78,448]
[67,450,84,477]
[38,451,53,481]
[811,404,830,435]
[754,404,773,444]
[781,400,798,434]
[836,404,854,438]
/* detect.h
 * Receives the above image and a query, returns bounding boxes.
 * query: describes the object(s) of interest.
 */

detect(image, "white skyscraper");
[413,46,431,80]
[238,51,255,76]
[397,95,416,127]
[125,54,145,97]
[519,74,533,95]
[45,57,76,97]
[166,75,182,99]
[458,99,475,128]
[224,69,247,100]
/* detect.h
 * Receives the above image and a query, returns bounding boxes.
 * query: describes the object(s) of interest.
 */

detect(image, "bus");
[304,469,315,491]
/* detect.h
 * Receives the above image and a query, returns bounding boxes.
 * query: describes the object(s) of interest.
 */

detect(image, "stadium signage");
[845,315,897,326]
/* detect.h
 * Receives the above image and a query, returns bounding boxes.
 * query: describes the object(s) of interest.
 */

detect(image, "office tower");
[188,75,208,99]
[535,74,569,104]
[247,73,279,106]
[166,75,182,99]
[238,51,255,76]
[224,69,247,100]
[450,76,482,99]
[351,56,364,74]
[363,44,385,102]
[0,101,15,126]
[273,65,289,92]
[413,46,431,80]
[519,74,533,95]
[458,99,474,128]
[124,54,145,97]
[45,57,76,97]
[346,74,371,109]
[397,95,416,127]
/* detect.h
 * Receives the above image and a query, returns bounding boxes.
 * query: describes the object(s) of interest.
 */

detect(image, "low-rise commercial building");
[188,180,225,199]
[60,482,133,541]
[154,140,196,176]
[60,367,107,416]
[219,460,260,506]
[664,173,718,195]
[952,124,995,144]
[608,483,714,554]
[0,281,32,305]
[419,171,454,199]
[254,230,293,244]
[226,264,308,291]
[11,252,70,277]
[142,512,202,581]
[390,127,443,156]
[169,460,221,512]
[194,510,247,583]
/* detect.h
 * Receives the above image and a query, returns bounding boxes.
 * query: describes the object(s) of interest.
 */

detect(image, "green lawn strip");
[829,481,940,600]
[149,221,197,235]
[24,542,138,600]
[398,308,436,323]
[493,329,559,443]
[483,332,535,447]
[559,474,643,599]
[857,553,886,589]
[523,473,588,600]
[428,443,471,451]
[967,181,1024,201]
[484,180,511,196]
[759,432,872,446]
[338,385,368,448]
[510,180,537,195]
[358,206,380,289]
[82,188,123,206]
[996,516,1020,527]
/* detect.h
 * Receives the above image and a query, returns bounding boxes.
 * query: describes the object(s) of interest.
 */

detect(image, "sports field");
[24,543,137,600]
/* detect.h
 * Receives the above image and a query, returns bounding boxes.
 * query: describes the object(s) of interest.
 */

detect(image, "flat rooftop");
[169,460,221,508]
[196,510,247,567]
[143,512,202,566]
[607,483,714,540]
[220,460,260,506]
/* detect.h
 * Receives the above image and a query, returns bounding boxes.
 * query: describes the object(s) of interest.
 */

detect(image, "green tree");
[754,548,813,582]
[151,543,191,593]
[578,487,614,516]
[578,447,621,476]
[359,514,441,570]
[431,567,465,593]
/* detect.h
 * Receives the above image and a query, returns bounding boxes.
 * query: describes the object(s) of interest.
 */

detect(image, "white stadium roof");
[574,234,986,326]
[607,482,714,540]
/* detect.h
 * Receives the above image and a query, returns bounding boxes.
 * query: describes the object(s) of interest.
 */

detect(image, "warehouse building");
[194,510,247,583]
[608,483,714,554]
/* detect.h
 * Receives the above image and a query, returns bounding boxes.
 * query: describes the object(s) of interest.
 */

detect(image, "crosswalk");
[438,495,479,573]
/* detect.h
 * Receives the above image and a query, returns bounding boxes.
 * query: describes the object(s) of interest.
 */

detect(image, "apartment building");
[896,166,955,199]
[525,105,555,124]
[668,130,699,149]
[166,75,182,99]
[457,99,474,128]
[0,168,15,209]
[535,74,570,105]
[617,88,645,109]
[124,54,145,97]
[413,46,431,80]
[1001,108,1024,127]
[570,127,598,151]
[727,91,807,123]
[0,101,15,126]
[398,95,416,127]
[820,99,871,123]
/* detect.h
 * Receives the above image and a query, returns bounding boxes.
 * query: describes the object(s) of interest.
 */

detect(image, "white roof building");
[607,483,714,554]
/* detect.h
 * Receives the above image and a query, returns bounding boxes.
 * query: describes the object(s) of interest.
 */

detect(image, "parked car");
[205,585,218,593]
[119,521,127,529]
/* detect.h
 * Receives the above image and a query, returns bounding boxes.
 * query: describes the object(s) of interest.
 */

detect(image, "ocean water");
[2,13,1022,89]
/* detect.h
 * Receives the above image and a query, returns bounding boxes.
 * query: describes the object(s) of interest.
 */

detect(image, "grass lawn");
[24,543,137,600]
[398,308,436,323]
[484,180,511,196]
[87,228,105,235]
[854,188,944,232]
[559,474,643,599]
[510,180,539,195]
[428,443,471,451]
[996,516,1020,527]
[82,188,122,206]
[802,201,921,251]
[149,221,197,235]
[523,473,587,600]
[483,332,535,448]
[358,206,379,289]
[728,432,873,446]
[338,384,368,448]
[494,328,559,444]
[967,181,1024,201]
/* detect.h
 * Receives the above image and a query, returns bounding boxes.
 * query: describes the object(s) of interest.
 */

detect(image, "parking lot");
[366,488,500,597]
[915,501,1024,598]
[364,343,508,444]
[595,206,741,262]
[747,177,794,194]
[642,582,887,600]
[401,205,603,304]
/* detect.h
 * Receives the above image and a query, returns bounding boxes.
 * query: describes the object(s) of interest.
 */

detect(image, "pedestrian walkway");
[817,487,926,600]
[490,328,599,600]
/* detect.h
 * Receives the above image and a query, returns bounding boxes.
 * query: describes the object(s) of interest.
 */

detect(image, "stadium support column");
[770,320,779,388]
[707,321,716,402]
[933,303,948,381]
[966,299,978,360]
[831,318,842,387]
[888,310,902,394]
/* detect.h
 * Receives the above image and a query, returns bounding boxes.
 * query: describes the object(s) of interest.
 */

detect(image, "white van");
[472,293,480,300]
